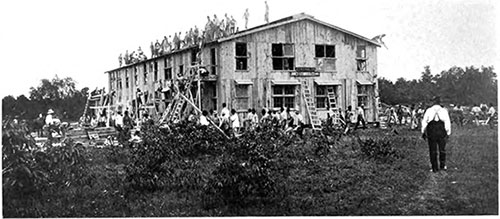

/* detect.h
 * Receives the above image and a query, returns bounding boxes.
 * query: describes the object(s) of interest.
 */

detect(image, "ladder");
[81,95,91,119]
[301,80,321,129]
[160,66,197,123]
[326,87,341,125]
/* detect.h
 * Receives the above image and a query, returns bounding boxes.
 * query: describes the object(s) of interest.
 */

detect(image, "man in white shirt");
[471,104,482,125]
[230,109,240,135]
[115,111,124,129]
[421,96,451,172]
[200,110,210,126]
[220,103,230,120]
[354,104,366,129]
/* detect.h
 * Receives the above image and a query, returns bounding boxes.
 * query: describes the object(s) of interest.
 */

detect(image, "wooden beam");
[179,93,230,139]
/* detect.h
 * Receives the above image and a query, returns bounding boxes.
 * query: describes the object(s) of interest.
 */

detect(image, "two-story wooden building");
[106,13,380,124]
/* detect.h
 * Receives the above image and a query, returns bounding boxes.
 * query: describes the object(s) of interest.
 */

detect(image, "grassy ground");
[3,124,497,216]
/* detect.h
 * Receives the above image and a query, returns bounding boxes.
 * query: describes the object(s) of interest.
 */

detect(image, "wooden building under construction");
[105,13,381,125]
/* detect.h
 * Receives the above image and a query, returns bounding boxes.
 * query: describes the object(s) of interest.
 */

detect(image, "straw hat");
[47,109,54,114]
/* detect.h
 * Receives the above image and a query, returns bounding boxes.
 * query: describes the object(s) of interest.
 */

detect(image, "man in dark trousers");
[421,96,451,172]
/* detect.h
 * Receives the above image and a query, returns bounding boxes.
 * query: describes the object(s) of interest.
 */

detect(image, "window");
[272,85,295,109]
[235,43,248,70]
[315,45,335,58]
[357,60,367,71]
[315,44,336,71]
[179,64,184,76]
[210,48,217,75]
[235,84,250,109]
[316,86,328,109]
[357,85,371,107]
[191,48,200,65]
[164,57,172,80]
[126,70,130,88]
[356,45,366,58]
[154,61,158,82]
[272,43,294,70]
[134,67,138,86]
[143,69,148,85]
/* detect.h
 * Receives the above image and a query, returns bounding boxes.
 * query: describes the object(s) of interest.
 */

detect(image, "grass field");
[3,123,497,216]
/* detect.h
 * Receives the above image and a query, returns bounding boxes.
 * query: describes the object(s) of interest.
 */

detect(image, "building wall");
[216,19,379,122]
[107,18,379,123]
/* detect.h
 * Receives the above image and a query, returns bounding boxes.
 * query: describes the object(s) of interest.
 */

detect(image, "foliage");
[2,75,89,122]
[3,120,94,217]
[3,121,497,216]
[379,65,497,106]
[124,121,227,192]
[357,135,404,163]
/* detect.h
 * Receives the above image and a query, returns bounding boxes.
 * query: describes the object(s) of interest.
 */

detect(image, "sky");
[0,0,498,98]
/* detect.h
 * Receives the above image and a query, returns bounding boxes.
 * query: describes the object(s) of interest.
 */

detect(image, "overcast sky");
[0,0,497,98]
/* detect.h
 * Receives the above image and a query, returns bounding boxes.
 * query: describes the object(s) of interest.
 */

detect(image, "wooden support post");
[179,93,229,139]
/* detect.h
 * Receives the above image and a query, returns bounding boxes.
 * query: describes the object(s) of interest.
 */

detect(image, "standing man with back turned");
[421,96,451,173]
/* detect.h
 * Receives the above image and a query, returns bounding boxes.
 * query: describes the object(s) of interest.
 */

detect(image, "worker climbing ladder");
[301,80,321,129]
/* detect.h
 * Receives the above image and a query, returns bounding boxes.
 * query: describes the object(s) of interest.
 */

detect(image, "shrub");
[357,136,404,162]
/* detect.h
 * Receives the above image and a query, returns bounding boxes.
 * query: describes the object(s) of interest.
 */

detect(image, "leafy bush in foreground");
[3,120,93,217]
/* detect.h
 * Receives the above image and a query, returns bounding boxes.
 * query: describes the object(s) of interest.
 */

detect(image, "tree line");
[2,75,89,122]
[378,65,497,106]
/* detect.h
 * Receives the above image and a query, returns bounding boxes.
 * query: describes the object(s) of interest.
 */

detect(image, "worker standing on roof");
[244,8,249,29]
[264,1,269,23]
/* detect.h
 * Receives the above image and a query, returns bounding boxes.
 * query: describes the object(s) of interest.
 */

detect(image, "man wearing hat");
[45,109,55,126]
[421,96,451,173]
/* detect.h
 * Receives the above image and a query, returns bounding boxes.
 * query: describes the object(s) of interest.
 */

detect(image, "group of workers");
[118,1,273,67]
[194,103,307,137]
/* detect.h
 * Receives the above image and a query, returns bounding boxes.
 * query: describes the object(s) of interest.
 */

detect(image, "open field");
[3,123,497,217]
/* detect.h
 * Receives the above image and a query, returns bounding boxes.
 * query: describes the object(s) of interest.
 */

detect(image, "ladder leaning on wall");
[301,80,321,129]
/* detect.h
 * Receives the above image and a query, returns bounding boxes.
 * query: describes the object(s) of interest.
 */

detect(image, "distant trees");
[2,75,89,122]
[379,65,497,106]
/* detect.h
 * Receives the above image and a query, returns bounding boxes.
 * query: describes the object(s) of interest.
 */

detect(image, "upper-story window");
[126,70,130,88]
[154,61,158,82]
[272,43,294,70]
[235,42,248,71]
[143,64,148,85]
[164,57,172,80]
[356,45,367,72]
[179,64,184,76]
[134,67,138,86]
[315,44,336,71]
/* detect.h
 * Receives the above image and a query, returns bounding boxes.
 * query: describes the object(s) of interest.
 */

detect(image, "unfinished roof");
[218,13,381,47]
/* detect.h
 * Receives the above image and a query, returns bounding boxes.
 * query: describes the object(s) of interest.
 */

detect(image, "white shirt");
[221,107,230,119]
[230,114,240,128]
[421,105,451,136]
[200,115,209,126]
[488,107,496,116]
[115,114,124,127]
[471,106,482,114]
[45,114,54,125]
[357,107,365,119]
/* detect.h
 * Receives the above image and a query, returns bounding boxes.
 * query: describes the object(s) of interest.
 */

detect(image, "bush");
[357,136,404,162]
[3,120,93,217]
[124,121,227,192]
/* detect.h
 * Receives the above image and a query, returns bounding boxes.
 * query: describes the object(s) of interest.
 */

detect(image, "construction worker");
[243,8,249,29]
[221,103,230,120]
[354,104,367,129]
[264,1,269,23]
